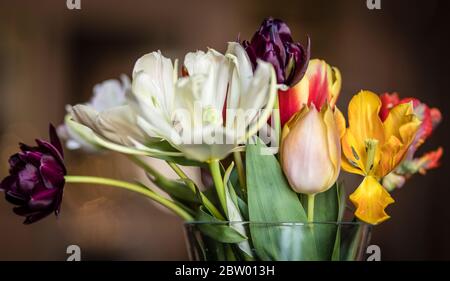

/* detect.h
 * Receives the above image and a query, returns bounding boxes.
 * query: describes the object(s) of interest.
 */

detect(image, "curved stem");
[307,194,316,223]
[64,175,193,221]
[167,161,225,220]
[209,160,227,216]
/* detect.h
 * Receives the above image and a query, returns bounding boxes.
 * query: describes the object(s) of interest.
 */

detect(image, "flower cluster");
[0,16,443,261]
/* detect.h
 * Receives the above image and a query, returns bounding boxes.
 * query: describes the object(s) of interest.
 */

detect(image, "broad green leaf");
[313,183,340,260]
[196,207,248,243]
[246,137,317,261]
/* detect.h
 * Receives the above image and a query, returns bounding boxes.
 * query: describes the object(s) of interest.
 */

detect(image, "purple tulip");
[242,17,310,86]
[0,125,66,224]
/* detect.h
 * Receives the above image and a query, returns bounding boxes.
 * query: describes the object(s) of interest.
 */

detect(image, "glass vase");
[184,222,371,261]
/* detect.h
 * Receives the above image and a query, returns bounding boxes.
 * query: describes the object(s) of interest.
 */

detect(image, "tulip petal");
[307,60,329,109]
[132,51,175,115]
[379,92,400,121]
[278,85,308,127]
[49,124,64,157]
[242,61,278,143]
[328,66,342,108]
[28,188,59,211]
[341,130,366,175]
[414,147,443,174]
[71,104,148,146]
[341,156,365,176]
[348,91,385,147]
[379,102,421,177]
[379,135,403,177]
[334,107,346,139]
[281,106,337,194]
[17,164,40,195]
[286,37,310,87]
[383,102,418,142]
[322,105,341,182]
[39,155,65,189]
[349,176,394,225]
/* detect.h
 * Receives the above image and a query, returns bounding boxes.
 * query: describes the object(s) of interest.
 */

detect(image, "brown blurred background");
[0,0,449,260]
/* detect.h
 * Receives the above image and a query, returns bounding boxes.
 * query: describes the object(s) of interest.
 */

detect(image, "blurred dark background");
[0,0,449,260]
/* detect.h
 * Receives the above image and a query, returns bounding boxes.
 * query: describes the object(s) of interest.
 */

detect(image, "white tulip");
[61,75,145,151]
[128,43,277,162]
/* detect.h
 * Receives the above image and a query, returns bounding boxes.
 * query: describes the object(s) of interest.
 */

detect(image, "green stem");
[233,151,246,193]
[64,175,193,221]
[209,160,227,216]
[167,161,225,220]
[307,194,316,223]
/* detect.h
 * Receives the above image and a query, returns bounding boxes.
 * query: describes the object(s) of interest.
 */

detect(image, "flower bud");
[242,17,310,86]
[280,105,341,194]
[0,125,66,224]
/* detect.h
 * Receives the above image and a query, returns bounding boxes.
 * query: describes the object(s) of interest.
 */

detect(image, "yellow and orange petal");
[349,176,395,225]
[416,147,443,175]
[378,102,421,177]
[347,91,385,148]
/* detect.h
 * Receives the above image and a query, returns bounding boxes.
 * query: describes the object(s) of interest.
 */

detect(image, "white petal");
[132,51,174,113]
[226,42,253,93]
[184,50,209,75]
[178,126,237,162]
[90,77,128,111]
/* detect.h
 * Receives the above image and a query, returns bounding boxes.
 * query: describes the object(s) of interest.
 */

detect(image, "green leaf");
[195,207,248,243]
[331,230,342,261]
[227,164,248,220]
[229,166,246,199]
[246,137,317,260]
[223,163,253,258]
[145,174,198,204]
[236,196,249,221]
[336,182,347,222]
[331,182,347,261]
[313,183,340,260]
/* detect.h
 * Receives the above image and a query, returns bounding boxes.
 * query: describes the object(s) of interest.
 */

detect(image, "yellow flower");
[281,104,342,195]
[341,91,421,225]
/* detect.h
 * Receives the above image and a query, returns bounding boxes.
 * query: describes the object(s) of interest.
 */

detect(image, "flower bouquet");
[0,18,442,261]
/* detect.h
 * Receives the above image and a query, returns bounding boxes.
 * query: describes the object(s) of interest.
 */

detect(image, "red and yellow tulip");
[379,93,443,191]
[278,59,341,126]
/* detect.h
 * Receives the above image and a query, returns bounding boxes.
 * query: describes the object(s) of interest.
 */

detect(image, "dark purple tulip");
[242,17,310,86]
[0,125,66,224]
